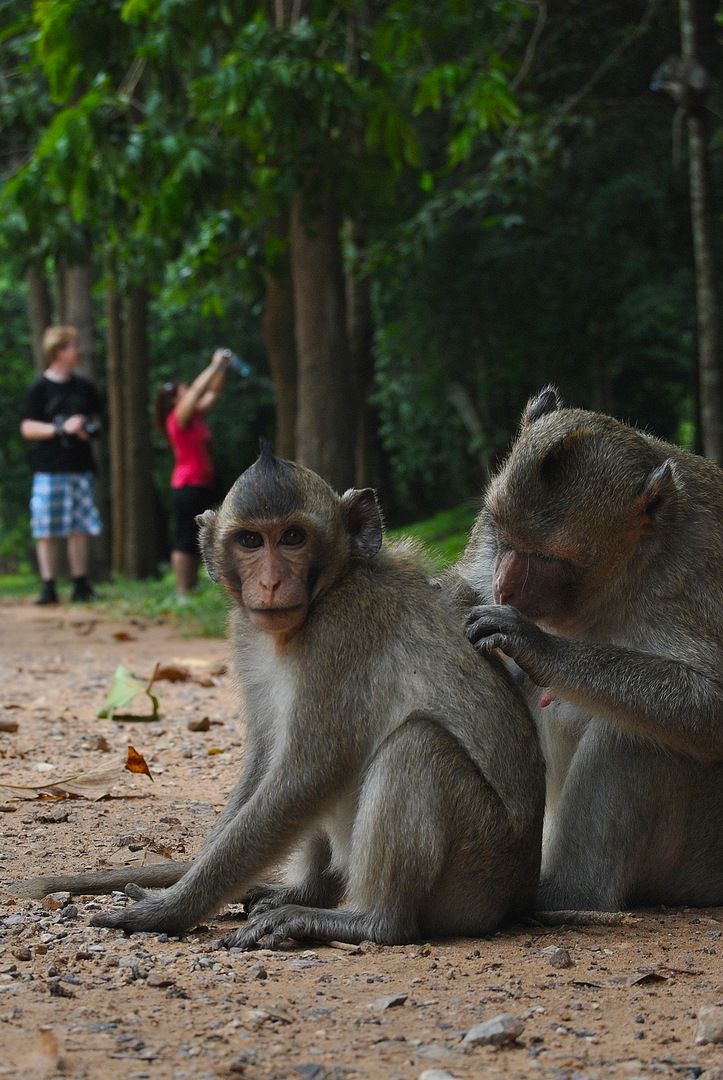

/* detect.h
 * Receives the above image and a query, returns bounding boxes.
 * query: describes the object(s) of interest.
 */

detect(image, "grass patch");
[388,500,479,569]
[0,574,38,600]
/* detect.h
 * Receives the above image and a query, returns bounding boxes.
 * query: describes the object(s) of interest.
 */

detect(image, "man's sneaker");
[71,579,95,603]
[35,581,58,606]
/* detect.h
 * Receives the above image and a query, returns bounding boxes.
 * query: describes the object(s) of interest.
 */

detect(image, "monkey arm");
[466,604,723,760]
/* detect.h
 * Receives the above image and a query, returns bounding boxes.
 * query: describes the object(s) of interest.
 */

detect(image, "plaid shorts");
[30,473,103,539]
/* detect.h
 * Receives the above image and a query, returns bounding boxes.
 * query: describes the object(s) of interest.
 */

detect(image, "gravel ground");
[1,600,722,1080]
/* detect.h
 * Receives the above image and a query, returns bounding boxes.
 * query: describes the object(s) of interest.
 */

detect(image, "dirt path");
[0,600,721,1080]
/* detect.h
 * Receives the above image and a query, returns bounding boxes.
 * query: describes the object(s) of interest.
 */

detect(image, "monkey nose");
[494,586,514,606]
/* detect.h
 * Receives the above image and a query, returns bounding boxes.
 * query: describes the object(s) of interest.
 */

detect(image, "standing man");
[20,325,103,605]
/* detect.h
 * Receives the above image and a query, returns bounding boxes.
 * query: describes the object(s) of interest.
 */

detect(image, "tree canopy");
[1,0,721,570]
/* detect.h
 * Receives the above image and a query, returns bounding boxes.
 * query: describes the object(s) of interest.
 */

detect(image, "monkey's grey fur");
[459,387,723,912]
[20,445,544,948]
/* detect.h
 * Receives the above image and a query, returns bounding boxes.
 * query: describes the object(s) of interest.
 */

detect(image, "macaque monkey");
[456,387,723,912]
[19,444,544,947]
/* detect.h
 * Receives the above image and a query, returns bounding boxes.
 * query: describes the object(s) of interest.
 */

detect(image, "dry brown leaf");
[0,758,130,802]
[572,969,670,990]
[125,745,153,781]
[111,630,137,642]
[103,845,174,868]
[153,662,192,682]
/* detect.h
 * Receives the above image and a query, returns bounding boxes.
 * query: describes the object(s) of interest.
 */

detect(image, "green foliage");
[0,0,720,564]
[388,502,479,568]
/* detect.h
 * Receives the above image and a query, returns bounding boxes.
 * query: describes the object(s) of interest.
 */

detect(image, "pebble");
[548,947,572,968]
[695,1004,723,1044]
[372,992,408,1011]
[462,1013,524,1046]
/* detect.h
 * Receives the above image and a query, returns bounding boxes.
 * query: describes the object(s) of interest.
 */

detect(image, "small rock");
[41,896,64,912]
[56,904,79,921]
[549,947,572,969]
[372,992,408,1012]
[147,972,175,988]
[295,1066,324,1080]
[419,1072,460,1080]
[462,1013,524,1047]
[695,1004,723,1044]
[188,716,211,732]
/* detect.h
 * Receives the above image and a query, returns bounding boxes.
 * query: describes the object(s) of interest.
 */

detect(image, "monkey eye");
[236,530,264,549]
[279,527,306,547]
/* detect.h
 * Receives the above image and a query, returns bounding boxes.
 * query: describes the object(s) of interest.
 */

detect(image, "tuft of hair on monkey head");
[196,440,383,638]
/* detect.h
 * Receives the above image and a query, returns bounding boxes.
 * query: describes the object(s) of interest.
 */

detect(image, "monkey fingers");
[222,904,315,951]
[466,604,551,685]
[242,883,290,915]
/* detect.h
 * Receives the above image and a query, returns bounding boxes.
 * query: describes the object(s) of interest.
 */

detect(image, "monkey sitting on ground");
[19,444,544,948]
[454,386,723,912]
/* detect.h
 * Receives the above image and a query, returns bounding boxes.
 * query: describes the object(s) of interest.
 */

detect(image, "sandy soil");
[0,599,722,1080]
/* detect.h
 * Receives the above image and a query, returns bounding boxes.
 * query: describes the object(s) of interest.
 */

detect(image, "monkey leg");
[538,721,723,911]
[225,715,525,950]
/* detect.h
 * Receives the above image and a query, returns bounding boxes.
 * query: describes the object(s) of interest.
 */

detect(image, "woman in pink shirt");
[153,349,231,599]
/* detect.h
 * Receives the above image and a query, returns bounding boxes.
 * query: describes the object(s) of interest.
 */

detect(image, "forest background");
[1,0,722,581]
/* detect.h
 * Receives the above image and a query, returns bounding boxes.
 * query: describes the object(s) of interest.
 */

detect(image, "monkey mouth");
[247,605,307,633]
[249,605,304,616]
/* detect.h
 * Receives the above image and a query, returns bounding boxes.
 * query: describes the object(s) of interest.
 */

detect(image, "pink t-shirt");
[166,410,215,489]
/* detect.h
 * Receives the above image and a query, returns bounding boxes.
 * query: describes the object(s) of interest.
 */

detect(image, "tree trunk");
[345,218,391,504]
[291,185,355,491]
[55,259,67,323]
[680,0,722,463]
[262,259,297,460]
[26,266,53,373]
[105,276,125,575]
[63,263,96,379]
[121,283,158,578]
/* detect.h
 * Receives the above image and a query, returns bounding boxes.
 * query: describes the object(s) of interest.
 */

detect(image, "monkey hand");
[243,883,293,916]
[466,604,558,687]
[90,883,186,934]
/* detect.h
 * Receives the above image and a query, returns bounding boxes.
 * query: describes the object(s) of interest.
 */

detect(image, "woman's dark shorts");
[171,485,217,556]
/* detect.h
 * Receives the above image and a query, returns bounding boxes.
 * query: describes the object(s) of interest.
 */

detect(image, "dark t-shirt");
[22,373,102,474]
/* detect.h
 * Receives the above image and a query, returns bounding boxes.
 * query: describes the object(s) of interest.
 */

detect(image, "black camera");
[53,415,100,439]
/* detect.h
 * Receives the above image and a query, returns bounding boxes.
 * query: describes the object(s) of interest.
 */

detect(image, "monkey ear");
[523,385,561,427]
[637,459,680,529]
[340,488,384,558]
[195,509,220,582]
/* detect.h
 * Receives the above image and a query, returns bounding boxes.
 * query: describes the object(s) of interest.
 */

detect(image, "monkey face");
[227,522,319,637]
[492,544,583,630]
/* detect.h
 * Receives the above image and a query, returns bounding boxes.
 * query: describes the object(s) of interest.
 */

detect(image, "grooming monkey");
[20,444,544,947]
[456,387,723,912]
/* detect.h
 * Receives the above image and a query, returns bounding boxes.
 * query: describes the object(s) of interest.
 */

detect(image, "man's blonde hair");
[42,325,78,368]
